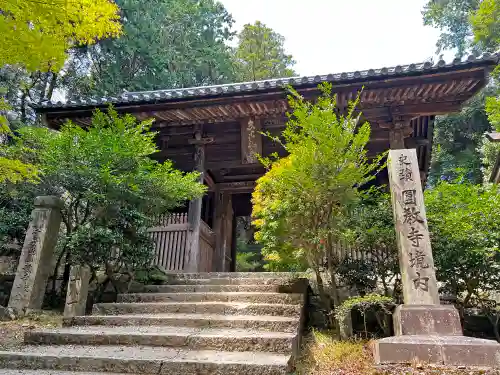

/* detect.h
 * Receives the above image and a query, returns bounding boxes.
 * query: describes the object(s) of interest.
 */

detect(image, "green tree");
[7,108,205,299]
[339,193,400,299]
[252,84,383,328]
[425,180,500,305]
[234,21,296,82]
[422,0,499,184]
[422,0,481,57]
[427,88,494,185]
[67,0,236,98]
[0,0,122,183]
[0,0,121,72]
[471,0,500,51]
[471,0,500,151]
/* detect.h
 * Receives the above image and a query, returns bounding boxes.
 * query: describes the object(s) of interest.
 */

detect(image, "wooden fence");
[148,213,189,271]
[148,213,215,272]
[331,239,395,266]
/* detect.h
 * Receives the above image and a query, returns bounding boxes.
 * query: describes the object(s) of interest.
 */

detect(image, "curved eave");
[37,53,499,119]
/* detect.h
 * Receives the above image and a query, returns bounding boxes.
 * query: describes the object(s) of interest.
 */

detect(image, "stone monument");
[373,149,500,367]
[8,196,63,315]
[64,265,91,318]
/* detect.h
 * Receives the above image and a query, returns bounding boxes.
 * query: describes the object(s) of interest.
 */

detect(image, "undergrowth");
[295,330,500,375]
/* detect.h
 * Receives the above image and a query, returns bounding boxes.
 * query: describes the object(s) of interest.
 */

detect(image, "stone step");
[163,278,301,286]
[92,302,302,317]
[162,272,305,280]
[25,326,296,354]
[0,345,290,375]
[132,284,285,293]
[64,313,300,332]
[117,292,304,305]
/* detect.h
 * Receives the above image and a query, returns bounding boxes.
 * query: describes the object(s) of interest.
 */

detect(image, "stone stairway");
[0,272,308,375]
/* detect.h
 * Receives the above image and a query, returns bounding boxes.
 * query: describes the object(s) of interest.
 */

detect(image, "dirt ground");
[0,311,62,350]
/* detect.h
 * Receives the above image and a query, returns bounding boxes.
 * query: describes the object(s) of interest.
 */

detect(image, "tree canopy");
[66,0,236,98]
[422,0,500,184]
[0,0,122,72]
[422,0,481,57]
[234,21,296,81]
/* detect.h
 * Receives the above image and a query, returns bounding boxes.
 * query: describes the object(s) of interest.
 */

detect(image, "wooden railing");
[148,213,215,272]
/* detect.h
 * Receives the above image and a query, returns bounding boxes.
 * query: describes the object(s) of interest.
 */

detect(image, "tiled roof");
[37,53,499,110]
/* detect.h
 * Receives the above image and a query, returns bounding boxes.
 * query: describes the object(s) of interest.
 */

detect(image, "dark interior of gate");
[38,55,498,272]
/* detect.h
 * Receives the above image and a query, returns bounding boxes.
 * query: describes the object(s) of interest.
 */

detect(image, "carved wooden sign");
[241,117,262,164]
[387,149,439,305]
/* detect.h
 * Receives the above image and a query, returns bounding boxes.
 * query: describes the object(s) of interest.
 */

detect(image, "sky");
[220,0,455,76]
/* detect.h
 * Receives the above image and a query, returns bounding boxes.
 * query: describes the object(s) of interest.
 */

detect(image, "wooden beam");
[217,181,256,193]
[223,174,262,181]
[206,160,261,170]
[188,136,214,145]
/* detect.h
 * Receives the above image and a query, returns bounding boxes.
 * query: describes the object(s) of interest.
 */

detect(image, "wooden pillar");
[185,129,213,272]
[388,119,413,149]
[213,189,233,272]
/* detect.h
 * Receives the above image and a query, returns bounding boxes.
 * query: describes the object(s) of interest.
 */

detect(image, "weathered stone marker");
[373,149,500,367]
[8,196,63,315]
[388,149,439,305]
[64,265,91,318]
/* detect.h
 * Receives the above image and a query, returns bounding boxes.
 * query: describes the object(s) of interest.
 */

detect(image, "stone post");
[64,265,91,318]
[8,196,63,315]
[373,149,500,367]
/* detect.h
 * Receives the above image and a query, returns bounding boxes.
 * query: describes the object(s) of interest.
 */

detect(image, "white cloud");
[221,0,455,76]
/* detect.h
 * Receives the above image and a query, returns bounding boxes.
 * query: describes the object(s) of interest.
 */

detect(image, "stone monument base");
[393,305,463,336]
[373,335,500,367]
[373,304,500,368]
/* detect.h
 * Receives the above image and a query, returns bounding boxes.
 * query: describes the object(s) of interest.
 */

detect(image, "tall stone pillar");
[8,196,63,315]
[373,149,500,367]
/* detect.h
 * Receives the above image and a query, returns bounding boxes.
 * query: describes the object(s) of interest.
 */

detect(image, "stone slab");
[160,272,307,279]
[92,302,302,317]
[117,292,303,304]
[0,345,290,375]
[133,284,284,293]
[64,265,91,318]
[25,326,297,353]
[393,305,462,336]
[164,277,305,286]
[373,335,500,367]
[64,313,300,332]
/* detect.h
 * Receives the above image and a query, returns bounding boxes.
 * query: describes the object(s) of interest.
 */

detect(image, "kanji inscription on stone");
[388,149,439,305]
[8,196,63,315]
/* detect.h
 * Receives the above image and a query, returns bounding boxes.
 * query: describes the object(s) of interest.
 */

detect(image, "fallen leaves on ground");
[0,310,62,350]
